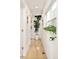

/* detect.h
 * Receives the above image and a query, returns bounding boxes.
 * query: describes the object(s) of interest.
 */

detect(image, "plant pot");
[35,32,39,40]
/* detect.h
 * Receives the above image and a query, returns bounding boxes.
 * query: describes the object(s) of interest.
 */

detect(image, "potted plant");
[44,25,56,40]
[34,15,41,32]
[33,15,41,40]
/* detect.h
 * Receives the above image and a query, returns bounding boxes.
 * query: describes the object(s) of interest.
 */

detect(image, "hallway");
[23,39,47,59]
[20,0,57,59]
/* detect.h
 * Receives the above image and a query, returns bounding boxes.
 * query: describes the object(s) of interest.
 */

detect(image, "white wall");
[42,30,58,59]
[20,8,23,57]
[20,6,32,56]
[41,2,58,59]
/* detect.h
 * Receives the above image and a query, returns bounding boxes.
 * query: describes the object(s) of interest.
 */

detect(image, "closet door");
[20,8,24,57]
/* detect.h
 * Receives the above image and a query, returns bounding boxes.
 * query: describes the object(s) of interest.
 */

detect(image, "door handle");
[21,29,24,32]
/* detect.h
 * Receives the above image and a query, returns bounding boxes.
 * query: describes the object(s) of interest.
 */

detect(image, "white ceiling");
[21,0,56,15]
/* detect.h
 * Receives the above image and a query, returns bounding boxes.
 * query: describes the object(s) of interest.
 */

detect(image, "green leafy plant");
[44,25,56,40]
[34,15,41,32]
[44,25,56,34]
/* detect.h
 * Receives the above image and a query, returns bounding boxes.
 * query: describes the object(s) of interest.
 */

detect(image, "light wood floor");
[23,39,47,59]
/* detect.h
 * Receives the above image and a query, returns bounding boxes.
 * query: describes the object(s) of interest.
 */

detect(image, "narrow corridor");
[20,0,57,59]
[23,39,47,59]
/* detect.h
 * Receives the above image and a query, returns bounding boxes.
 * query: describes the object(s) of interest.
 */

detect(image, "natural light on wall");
[52,1,57,11]
[45,1,57,26]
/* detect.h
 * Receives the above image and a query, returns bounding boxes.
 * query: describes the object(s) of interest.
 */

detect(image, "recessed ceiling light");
[35,6,39,8]
[36,47,40,50]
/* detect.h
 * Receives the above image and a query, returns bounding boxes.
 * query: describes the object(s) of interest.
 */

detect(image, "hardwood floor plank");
[23,39,47,59]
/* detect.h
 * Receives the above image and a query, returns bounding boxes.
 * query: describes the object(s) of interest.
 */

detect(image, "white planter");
[34,32,39,40]
[35,35,39,40]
